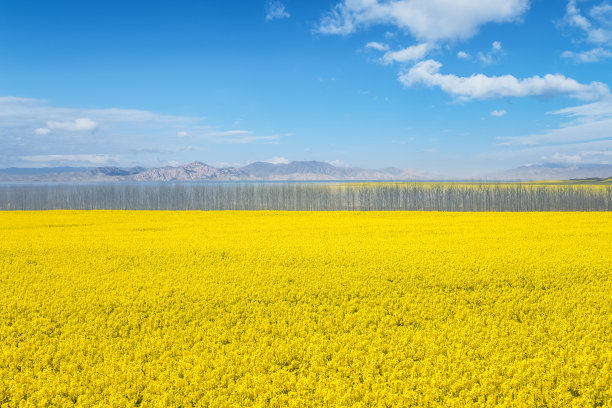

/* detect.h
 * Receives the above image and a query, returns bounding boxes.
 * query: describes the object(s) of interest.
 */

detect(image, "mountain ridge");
[0,161,425,182]
[2,161,611,182]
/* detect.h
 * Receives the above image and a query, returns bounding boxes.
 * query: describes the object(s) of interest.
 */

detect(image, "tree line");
[0,183,610,211]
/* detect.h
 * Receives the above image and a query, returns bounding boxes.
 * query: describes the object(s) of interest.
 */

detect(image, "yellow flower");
[0,211,610,406]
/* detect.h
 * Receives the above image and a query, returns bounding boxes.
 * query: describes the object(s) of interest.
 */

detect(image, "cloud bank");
[0,97,283,167]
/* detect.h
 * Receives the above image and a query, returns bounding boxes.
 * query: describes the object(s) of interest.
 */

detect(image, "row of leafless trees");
[0,183,610,211]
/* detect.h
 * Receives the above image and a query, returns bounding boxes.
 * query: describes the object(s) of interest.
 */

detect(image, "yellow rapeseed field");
[1,211,611,407]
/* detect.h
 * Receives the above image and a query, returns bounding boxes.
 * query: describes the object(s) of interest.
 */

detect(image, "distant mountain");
[239,161,412,180]
[241,161,339,178]
[130,161,245,181]
[0,166,146,182]
[486,163,612,181]
[0,160,426,182]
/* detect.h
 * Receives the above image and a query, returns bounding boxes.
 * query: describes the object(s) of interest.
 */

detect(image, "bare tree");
[0,183,610,211]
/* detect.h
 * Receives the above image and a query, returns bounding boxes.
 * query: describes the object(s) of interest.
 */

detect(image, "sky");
[1,0,611,177]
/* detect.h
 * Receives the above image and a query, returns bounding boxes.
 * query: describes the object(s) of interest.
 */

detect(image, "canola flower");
[0,211,611,407]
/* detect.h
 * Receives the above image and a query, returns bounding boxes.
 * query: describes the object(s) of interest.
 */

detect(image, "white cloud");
[457,51,471,60]
[590,3,612,26]
[365,41,389,51]
[381,42,430,64]
[265,0,290,22]
[562,0,612,62]
[399,59,610,101]
[565,0,591,31]
[316,0,530,42]
[177,131,188,137]
[46,118,98,132]
[477,41,503,64]
[565,0,612,44]
[561,47,612,63]
[491,109,507,117]
[477,54,494,65]
[263,156,290,164]
[34,127,51,135]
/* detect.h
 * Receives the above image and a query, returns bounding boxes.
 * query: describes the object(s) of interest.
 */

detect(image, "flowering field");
[1,211,611,407]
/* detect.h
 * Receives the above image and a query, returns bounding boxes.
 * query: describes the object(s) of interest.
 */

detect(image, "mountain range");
[1,161,611,182]
[0,161,426,182]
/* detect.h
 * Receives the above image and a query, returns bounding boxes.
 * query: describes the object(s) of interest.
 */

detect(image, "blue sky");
[1,0,611,176]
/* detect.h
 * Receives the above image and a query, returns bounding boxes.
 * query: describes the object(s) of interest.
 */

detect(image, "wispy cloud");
[477,41,503,65]
[553,98,612,118]
[205,130,252,137]
[562,47,612,63]
[365,41,389,51]
[399,60,610,101]
[181,129,282,144]
[500,117,612,146]
[366,41,432,65]
[486,90,612,167]
[561,0,612,63]
[564,0,612,44]
[316,76,336,83]
[0,96,196,126]
[19,154,119,166]
[491,110,507,117]
[265,0,290,22]
[499,97,612,146]
[484,139,612,167]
